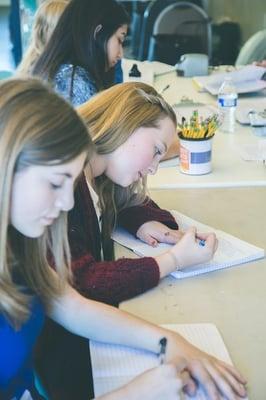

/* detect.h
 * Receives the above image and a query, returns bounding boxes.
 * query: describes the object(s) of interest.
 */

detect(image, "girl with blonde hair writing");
[0,78,247,400]
[0,77,191,400]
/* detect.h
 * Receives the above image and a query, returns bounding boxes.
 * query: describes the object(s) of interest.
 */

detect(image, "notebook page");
[112,211,264,279]
[90,323,238,399]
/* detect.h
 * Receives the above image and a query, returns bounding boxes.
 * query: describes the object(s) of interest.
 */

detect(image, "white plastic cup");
[179,138,213,175]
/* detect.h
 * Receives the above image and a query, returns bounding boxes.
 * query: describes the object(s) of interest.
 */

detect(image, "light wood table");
[117,187,266,400]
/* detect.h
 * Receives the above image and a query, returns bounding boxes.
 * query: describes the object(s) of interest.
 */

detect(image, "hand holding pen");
[167,226,218,271]
[158,337,197,397]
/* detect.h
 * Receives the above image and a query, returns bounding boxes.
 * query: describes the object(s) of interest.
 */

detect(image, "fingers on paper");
[188,357,247,400]
[203,360,247,399]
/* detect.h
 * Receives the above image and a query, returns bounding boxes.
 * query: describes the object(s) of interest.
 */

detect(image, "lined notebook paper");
[90,323,242,399]
[112,210,264,279]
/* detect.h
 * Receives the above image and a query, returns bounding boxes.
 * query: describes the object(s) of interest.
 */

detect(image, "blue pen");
[199,239,206,247]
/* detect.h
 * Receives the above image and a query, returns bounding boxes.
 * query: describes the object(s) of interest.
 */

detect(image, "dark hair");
[32,0,129,90]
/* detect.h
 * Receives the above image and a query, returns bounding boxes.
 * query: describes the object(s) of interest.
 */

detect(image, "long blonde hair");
[78,82,176,259]
[17,0,68,75]
[0,78,92,328]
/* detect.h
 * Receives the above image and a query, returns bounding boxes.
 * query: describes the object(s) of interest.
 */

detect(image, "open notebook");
[112,210,264,279]
[90,323,247,399]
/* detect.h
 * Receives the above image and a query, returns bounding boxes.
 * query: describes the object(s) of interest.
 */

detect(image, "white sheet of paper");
[239,141,266,161]
[193,65,266,95]
[112,210,264,279]
[90,323,247,399]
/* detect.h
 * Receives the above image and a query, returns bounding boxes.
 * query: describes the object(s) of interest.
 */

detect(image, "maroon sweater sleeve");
[72,254,160,307]
[117,198,178,236]
[68,174,160,306]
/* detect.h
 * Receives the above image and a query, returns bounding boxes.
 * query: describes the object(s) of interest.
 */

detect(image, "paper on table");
[152,60,176,76]
[193,65,266,95]
[112,210,264,279]
[90,323,244,399]
[239,141,266,161]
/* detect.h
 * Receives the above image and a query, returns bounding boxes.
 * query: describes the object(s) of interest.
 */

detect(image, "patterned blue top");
[0,296,45,399]
[54,60,123,107]
[54,64,97,107]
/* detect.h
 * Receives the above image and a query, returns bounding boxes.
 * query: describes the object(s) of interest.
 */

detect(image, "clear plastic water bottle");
[218,77,238,133]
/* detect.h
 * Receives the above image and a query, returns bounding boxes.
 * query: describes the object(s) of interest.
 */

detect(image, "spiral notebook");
[90,323,247,399]
[112,210,264,279]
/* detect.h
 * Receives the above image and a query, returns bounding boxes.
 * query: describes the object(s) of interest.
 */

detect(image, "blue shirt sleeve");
[0,297,45,399]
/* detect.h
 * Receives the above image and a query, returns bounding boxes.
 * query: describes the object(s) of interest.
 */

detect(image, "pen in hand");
[158,337,167,364]
[198,239,205,247]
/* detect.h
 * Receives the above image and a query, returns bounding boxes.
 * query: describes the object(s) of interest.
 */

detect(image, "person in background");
[17,0,125,84]
[17,0,69,75]
[0,78,247,400]
[31,0,129,106]
[34,81,247,400]
[21,0,178,159]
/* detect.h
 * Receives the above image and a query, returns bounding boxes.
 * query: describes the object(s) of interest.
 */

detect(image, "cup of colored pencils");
[177,110,220,175]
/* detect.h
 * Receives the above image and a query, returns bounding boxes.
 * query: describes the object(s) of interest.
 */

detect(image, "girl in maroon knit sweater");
[72,82,217,306]
[69,82,217,306]
[36,83,243,400]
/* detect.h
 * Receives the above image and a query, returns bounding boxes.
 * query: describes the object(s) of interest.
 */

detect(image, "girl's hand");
[136,221,184,247]
[98,357,193,400]
[166,335,247,400]
[169,226,218,270]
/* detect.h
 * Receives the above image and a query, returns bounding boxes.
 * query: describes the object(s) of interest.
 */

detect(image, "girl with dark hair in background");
[31,0,129,106]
